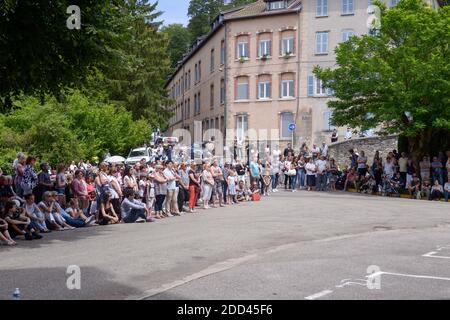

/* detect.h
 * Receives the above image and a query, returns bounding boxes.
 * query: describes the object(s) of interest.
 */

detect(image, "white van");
[125,147,152,165]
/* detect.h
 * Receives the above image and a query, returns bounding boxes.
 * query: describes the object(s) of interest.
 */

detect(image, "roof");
[225,0,300,20]
[165,0,302,87]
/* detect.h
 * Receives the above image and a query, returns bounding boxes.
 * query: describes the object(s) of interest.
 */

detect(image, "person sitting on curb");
[120,188,153,223]
[236,180,250,202]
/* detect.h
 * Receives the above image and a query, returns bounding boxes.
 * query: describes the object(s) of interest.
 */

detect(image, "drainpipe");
[224,20,229,156]
[294,4,302,149]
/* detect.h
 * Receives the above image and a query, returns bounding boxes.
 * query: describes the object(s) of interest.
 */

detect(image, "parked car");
[125,147,153,165]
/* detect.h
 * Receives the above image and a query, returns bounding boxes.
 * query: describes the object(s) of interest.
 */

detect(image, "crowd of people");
[1,144,448,246]
[0,154,263,246]
[268,143,450,202]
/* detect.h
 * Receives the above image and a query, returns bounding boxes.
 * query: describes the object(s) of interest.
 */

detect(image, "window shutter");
[307,75,314,96]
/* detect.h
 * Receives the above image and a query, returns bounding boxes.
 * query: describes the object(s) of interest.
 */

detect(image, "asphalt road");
[1,191,449,300]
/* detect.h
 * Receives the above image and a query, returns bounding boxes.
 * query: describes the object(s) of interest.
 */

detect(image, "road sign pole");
[291,130,294,148]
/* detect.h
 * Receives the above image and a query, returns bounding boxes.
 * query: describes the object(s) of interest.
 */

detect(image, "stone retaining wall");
[328,135,399,168]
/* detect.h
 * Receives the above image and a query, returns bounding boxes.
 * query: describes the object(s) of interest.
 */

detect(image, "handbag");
[287,169,297,176]
[251,193,261,202]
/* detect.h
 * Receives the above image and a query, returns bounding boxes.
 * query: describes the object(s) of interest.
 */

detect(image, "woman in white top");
[430,180,444,201]
[123,166,138,192]
[305,158,317,191]
[419,156,431,182]
[201,163,214,210]
[283,157,292,190]
[108,167,122,220]
[383,157,395,178]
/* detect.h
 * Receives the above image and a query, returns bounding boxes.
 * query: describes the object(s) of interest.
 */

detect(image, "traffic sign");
[288,123,296,132]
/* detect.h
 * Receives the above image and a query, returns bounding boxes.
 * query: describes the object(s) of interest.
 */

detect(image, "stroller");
[381,175,400,197]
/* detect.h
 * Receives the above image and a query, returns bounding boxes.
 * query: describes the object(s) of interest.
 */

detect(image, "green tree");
[0,91,150,169]
[0,0,115,110]
[187,0,256,42]
[97,0,172,127]
[314,0,450,155]
[161,24,192,68]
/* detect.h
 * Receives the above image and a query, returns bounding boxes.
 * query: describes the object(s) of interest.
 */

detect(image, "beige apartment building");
[165,0,442,150]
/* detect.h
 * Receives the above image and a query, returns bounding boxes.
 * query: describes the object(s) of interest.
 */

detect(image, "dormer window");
[267,0,287,11]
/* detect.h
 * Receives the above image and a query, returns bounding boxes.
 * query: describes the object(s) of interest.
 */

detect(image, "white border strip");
[305,290,334,300]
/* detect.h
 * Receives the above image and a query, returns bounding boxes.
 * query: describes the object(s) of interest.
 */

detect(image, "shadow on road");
[0,266,141,300]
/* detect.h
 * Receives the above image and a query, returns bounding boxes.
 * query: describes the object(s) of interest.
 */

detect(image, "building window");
[281,80,294,98]
[268,1,286,10]
[237,42,249,59]
[258,39,271,57]
[188,70,191,89]
[210,49,215,73]
[316,0,328,17]
[281,36,295,56]
[198,61,202,81]
[308,74,331,97]
[258,81,271,100]
[187,99,191,119]
[236,77,249,100]
[220,40,225,65]
[194,64,197,83]
[342,29,355,42]
[316,77,326,95]
[280,112,294,139]
[210,84,215,108]
[342,0,354,15]
[236,114,248,142]
[323,111,336,131]
[220,79,225,104]
[280,73,295,98]
[315,32,329,54]
[194,92,201,115]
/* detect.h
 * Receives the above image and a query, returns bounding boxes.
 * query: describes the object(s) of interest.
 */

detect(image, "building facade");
[165,0,442,151]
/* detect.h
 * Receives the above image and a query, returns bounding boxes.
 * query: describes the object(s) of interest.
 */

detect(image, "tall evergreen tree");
[187,0,256,42]
[161,24,192,69]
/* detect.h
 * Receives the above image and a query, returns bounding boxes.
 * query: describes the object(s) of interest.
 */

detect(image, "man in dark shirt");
[33,163,53,203]
[283,143,293,158]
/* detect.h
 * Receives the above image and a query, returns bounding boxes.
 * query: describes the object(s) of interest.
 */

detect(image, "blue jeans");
[316,173,327,191]
[123,208,146,223]
[271,174,279,189]
[445,190,449,202]
[61,209,85,228]
[297,170,305,189]
[291,175,297,190]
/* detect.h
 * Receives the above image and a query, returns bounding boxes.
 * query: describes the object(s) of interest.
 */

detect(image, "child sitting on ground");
[66,198,97,227]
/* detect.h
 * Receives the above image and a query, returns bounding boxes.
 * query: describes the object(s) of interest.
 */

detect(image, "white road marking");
[423,245,450,259]
[305,290,333,300]
[129,253,258,300]
[376,271,450,281]
[423,252,450,259]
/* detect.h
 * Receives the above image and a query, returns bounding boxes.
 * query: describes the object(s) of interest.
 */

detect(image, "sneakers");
[85,215,96,226]
[135,217,146,223]
[146,217,156,222]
